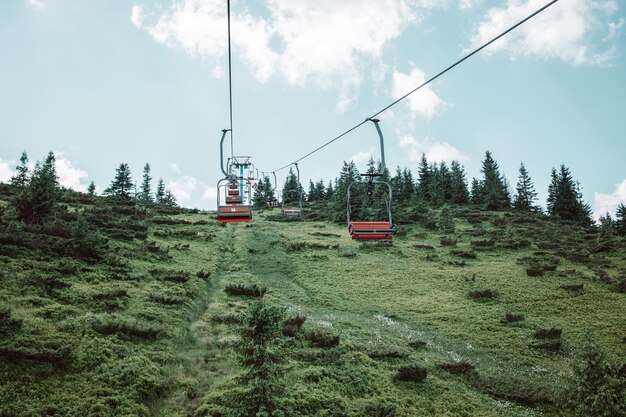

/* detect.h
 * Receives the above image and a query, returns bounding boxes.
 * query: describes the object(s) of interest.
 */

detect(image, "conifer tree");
[314,180,326,201]
[161,190,177,207]
[333,161,360,223]
[479,151,510,210]
[548,164,592,225]
[281,168,299,205]
[155,178,165,204]
[140,163,153,203]
[416,153,431,203]
[14,151,60,224]
[10,151,30,187]
[104,163,133,200]
[252,179,267,208]
[429,163,445,207]
[513,162,538,212]
[307,180,316,202]
[615,203,626,236]
[401,168,415,202]
[449,161,469,205]
[470,178,482,205]
[325,180,334,201]
[87,181,96,196]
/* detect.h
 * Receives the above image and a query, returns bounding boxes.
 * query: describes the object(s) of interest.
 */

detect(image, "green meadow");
[1,189,624,416]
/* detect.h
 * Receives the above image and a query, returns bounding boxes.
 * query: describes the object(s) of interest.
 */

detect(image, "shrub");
[149,293,186,305]
[440,237,458,246]
[501,312,525,324]
[0,308,22,337]
[468,289,499,300]
[395,365,427,383]
[305,329,340,348]
[471,239,496,249]
[560,341,626,417]
[149,268,190,283]
[224,283,266,298]
[196,270,211,279]
[286,241,306,252]
[437,361,475,375]
[529,340,562,352]
[365,401,397,417]
[408,340,427,350]
[366,344,408,359]
[534,327,562,339]
[283,315,307,337]
[91,315,163,340]
[616,278,626,293]
[412,243,435,250]
[526,267,544,277]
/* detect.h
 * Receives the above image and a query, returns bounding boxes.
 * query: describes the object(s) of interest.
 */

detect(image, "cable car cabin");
[218,205,251,223]
[348,221,396,240]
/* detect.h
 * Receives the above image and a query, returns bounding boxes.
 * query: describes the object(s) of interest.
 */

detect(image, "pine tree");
[480,151,510,210]
[104,163,133,200]
[325,180,334,201]
[429,163,445,207]
[416,153,431,203]
[14,152,60,224]
[513,162,538,212]
[470,178,482,205]
[449,161,469,205]
[282,168,299,205]
[155,178,165,204]
[161,190,177,207]
[234,300,285,416]
[333,161,360,223]
[307,180,316,202]
[615,203,626,236]
[401,168,415,202]
[548,165,592,225]
[139,163,153,203]
[10,151,30,187]
[314,180,326,201]
[87,181,96,196]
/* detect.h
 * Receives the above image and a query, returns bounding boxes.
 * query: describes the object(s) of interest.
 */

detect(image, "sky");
[1,0,625,219]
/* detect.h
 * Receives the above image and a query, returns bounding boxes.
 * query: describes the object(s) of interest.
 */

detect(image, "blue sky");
[1,0,624,218]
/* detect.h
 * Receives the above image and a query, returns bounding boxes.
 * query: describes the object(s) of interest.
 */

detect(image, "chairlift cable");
[269,0,558,174]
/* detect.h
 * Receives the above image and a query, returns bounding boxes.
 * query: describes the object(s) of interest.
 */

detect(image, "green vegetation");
[0,151,625,416]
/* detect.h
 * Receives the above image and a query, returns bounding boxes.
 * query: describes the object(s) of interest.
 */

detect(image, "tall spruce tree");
[416,153,431,203]
[104,163,133,200]
[14,152,60,224]
[307,180,316,202]
[449,161,469,205]
[513,162,538,212]
[314,180,326,201]
[155,178,165,204]
[470,177,483,205]
[547,164,592,226]
[281,168,300,205]
[333,161,360,223]
[10,151,30,187]
[479,151,510,210]
[140,163,153,203]
[87,181,96,196]
[615,203,626,236]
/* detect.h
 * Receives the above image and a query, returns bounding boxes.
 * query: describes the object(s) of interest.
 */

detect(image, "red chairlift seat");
[348,221,396,240]
[225,195,243,204]
[218,205,251,223]
[227,188,239,196]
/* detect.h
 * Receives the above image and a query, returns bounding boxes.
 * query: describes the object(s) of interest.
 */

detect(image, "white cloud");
[605,17,624,41]
[469,0,620,65]
[131,4,143,27]
[350,148,375,165]
[132,0,442,110]
[54,153,89,192]
[202,185,218,208]
[459,0,479,11]
[399,135,467,163]
[593,179,626,220]
[25,0,45,11]
[0,159,16,183]
[170,163,182,175]
[392,66,447,119]
[166,175,199,204]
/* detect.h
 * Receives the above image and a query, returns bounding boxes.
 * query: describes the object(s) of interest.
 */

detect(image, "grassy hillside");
[0,186,624,416]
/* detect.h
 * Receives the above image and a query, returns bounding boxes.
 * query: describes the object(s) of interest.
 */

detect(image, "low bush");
[91,315,163,340]
[365,401,397,417]
[501,312,525,324]
[149,268,190,283]
[437,361,475,375]
[534,327,562,339]
[529,340,562,352]
[0,308,22,337]
[440,237,457,246]
[305,329,340,348]
[224,283,266,298]
[395,365,427,383]
[560,284,584,292]
[408,340,427,350]
[450,250,477,259]
[149,292,187,305]
[196,270,211,279]
[471,239,496,249]
[283,315,307,337]
[526,267,544,277]
[366,344,408,359]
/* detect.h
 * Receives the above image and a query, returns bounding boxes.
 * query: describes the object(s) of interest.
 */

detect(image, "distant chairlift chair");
[346,119,397,240]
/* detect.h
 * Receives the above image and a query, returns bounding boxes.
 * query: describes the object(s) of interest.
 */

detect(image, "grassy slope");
[1,196,624,416]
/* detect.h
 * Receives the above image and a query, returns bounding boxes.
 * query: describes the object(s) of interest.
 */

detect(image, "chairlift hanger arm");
[220,129,232,178]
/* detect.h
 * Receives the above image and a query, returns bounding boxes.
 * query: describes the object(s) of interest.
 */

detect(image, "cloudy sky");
[1,0,624,218]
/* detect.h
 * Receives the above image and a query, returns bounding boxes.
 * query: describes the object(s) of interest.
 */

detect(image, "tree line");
[6,151,178,225]
[262,150,625,232]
